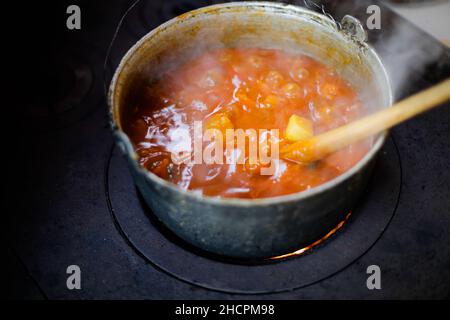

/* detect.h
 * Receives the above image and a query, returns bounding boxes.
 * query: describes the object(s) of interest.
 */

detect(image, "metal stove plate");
[106,136,401,294]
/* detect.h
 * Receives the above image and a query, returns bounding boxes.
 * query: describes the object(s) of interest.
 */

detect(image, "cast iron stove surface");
[4,0,450,299]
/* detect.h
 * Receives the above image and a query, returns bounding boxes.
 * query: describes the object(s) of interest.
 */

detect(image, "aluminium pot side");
[108,2,393,259]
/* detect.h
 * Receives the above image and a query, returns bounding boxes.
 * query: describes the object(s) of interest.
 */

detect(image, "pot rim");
[108,1,393,207]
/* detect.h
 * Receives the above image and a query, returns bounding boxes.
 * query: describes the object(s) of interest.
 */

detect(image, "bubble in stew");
[122,48,371,199]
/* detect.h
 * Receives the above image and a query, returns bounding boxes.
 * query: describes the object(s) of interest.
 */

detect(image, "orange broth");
[123,48,370,198]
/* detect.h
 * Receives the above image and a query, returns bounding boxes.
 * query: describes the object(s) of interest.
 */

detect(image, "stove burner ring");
[270,212,351,261]
[106,136,402,294]
[21,43,103,132]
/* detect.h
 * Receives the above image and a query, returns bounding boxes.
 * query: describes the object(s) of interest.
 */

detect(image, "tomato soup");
[122,48,369,198]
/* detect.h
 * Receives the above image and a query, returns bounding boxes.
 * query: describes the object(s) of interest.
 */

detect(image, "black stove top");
[4,0,450,299]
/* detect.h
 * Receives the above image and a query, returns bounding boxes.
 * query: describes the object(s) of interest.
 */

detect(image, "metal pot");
[108,2,392,259]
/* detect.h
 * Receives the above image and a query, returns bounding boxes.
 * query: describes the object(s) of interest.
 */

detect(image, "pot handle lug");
[340,15,368,43]
[301,0,340,31]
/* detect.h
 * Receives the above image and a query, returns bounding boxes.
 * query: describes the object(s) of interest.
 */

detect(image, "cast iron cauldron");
[108,2,392,259]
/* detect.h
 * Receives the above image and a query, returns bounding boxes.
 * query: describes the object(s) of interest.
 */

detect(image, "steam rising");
[118,1,448,198]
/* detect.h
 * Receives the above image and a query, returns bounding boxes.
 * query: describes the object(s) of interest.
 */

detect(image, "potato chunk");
[264,70,284,87]
[262,94,281,108]
[290,67,310,82]
[320,82,338,100]
[285,115,314,142]
[282,82,302,98]
[204,113,234,134]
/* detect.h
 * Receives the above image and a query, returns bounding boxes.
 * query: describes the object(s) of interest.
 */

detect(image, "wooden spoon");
[281,78,450,163]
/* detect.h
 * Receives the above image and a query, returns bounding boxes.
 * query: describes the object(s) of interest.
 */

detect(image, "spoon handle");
[281,78,450,163]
